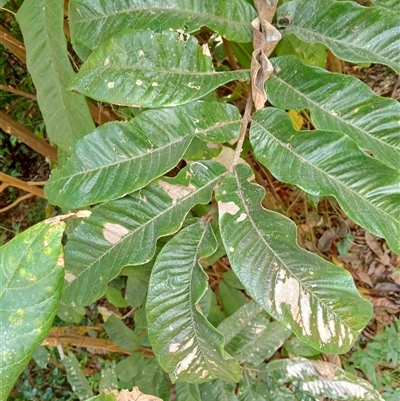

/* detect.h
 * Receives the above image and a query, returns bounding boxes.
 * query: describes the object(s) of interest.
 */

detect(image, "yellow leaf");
[288,110,304,130]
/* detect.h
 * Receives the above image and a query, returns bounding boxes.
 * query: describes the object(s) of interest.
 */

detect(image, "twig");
[0,84,37,100]
[0,172,45,198]
[229,93,253,172]
[0,193,35,213]
[222,37,239,70]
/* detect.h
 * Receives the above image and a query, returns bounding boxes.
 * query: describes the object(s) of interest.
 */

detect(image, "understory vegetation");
[1,0,399,400]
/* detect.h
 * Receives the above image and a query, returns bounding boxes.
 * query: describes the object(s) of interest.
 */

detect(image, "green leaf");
[45,101,239,209]
[219,280,247,316]
[238,370,269,401]
[371,0,400,12]
[16,0,94,153]
[104,315,140,351]
[274,34,327,68]
[134,359,170,401]
[147,221,241,383]
[61,161,226,306]
[264,358,384,401]
[176,382,202,401]
[276,0,400,73]
[69,30,249,108]
[218,303,291,366]
[215,165,373,353]
[115,353,143,382]
[267,56,400,170]
[284,338,321,359]
[69,0,256,60]
[64,352,94,400]
[32,346,50,369]
[0,220,64,401]
[250,108,400,255]
[99,361,118,392]
[200,380,239,401]
[125,277,148,308]
[57,303,86,323]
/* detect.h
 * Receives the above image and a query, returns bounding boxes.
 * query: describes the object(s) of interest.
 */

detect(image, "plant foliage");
[2,0,399,400]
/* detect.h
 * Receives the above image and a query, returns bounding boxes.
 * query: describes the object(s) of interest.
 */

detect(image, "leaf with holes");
[267,56,400,170]
[276,0,400,73]
[69,0,256,60]
[147,221,241,383]
[45,101,239,209]
[215,164,373,353]
[250,108,400,254]
[69,30,249,108]
[0,220,64,400]
[62,161,226,306]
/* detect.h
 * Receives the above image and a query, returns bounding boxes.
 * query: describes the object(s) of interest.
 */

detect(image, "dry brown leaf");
[105,388,162,401]
[365,232,391,265]
[373,297,400,312]
[317,228,336,252]
[250,0,281,110]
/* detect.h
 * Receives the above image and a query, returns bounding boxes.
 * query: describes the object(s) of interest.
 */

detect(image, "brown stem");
[0,24,26,63]
[0,84,37,100]
[0,110,58,162]
[222,37,239,70]
[0,172,45,198]
[0,193,35,213]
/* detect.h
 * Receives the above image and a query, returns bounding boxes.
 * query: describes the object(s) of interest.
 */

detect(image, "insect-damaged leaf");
[69,30,249,108]
[62,162,226,306]
[69,0,256,60]
[147,221,241,383]
[45,101,240,209]
[276,0,400,74]
[0,220,64,400]
[267,56,400,170]
[215,165,373,353]
[250,108,400,255]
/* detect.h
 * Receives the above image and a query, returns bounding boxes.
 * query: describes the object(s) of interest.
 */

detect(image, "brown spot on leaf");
[102,223,129,244]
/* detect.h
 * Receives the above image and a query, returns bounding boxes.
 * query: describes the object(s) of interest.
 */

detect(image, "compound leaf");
[16,0,94,153]
[0,220,65,400]
[277,0,400,73]
[216,165,373,353]
[69,30,249,108]
[62,162,226,306]
[267,56,400,170]
[250,108,400,255]
[45,101,239,209]
[147,221,241,383]
[69,0,256,60]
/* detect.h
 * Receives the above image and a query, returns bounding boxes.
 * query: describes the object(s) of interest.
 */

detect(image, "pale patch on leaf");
[104,386,162,401]
[45,210,91,225]
[236,213,247,222]
[56,254,65,267]
[158,181,196,204]
[102,223,130,244]
[65,272,76,283]
[218,201,240,217]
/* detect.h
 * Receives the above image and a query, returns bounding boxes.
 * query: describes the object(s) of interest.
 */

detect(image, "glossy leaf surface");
[69,30,249,108]
[16,0,94,153]
[45,101,239,209]
[277,0,400,73]
[218,302,291,366]
[69,0,256,59]
[264,358,384,400]
[267,56,400,170]
[0,220,64,400]
[62,162,226,306]
[250,108,400,254]
[147,221,241,383]
[216,165,373,353]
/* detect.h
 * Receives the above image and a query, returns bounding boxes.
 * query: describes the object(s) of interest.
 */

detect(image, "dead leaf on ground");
[105,387,162,401]
[365,232,391,266]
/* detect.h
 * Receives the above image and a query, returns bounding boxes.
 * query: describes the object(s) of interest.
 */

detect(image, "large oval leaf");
[147,221,241,383]
[250,108,400,255]
[264,358,384,401]
[17,0,94,153]
[45,101,240,209]
[215,165,373,353]
[69,30,249,108]
[69,0,256,60]
[267,56,400,170]
[0,220,65,400]
[62,162,227,306]
[276,0,400,74]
